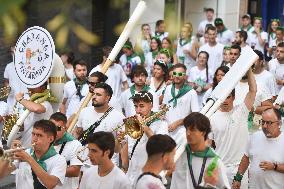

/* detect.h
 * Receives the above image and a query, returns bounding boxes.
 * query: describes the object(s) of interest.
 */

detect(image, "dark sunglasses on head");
[173,71,186,77]
[86,80,97,86]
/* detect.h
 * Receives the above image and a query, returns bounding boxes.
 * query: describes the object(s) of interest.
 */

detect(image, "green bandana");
[31,145,57,172]
[248,111,254,130]
[179,38,191,46]
[169,83,192,107]
[270,32,276,40]
[152,50,159,60]
[130,84,151,97]
[194,78,207,88]
[126,53,137,62]
[54,132,75,145]
[241,24,252,31]
[186,144,217,165]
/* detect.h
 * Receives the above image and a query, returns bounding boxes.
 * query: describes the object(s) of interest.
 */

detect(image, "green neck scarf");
[126,53,137,62]
[179,38,191,46]
[130,84,150,97]
[152,50,159,59]
[168,83,192,107]
[241,24,252,31]
[54,132,75,145]
[31,145,57,172]
[186,144,217,165]
[270,32,276,40]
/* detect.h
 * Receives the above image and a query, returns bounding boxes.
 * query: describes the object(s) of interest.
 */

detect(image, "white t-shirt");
[14,150,67,189]
[176,37,197,71]
[152,32,169,42]
[76,106,125,165]
[89,64,128,97]
[170,149,230,189]
[79,165,131,189]
[199,43,224,73]
[217,29,235,46]
[234,81,272,108]
[210,103,249,166]
[120,88,159,117]
[249,31,268,54]
[202,87,213,106]
[268,58,284,94]
[149,77,166,98]
[145,52,158,77]
[135,174,165,189]
[162,84,200,142]
[21,101,54,148]
[246,131,284,189]
[198,20,214,36]
[54,139,83,189]
[254,70,277,97]
[63,80,89,118]
[126,119,168,185]
[65,67,75,81]
[188,66,213,107]
[4,62,28,113]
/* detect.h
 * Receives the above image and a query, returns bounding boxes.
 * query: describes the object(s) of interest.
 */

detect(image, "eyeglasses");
[86,80,97,86]
[173,71,186,77]
[260,119,279,126]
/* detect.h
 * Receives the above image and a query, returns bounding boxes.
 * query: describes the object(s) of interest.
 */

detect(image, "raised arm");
[244,69,257,111]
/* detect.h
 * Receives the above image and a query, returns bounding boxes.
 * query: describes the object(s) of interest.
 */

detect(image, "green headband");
[160,48,171,58]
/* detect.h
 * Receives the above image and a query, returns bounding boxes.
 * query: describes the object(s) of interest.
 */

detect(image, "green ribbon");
[130,84,150,98]
[179,38,191,46]
[168,83,192,107]
[126,53,138,62]
[30,145,57,172]
[248,111,253,130]
[186,144,217,165]
[54,132,75,145]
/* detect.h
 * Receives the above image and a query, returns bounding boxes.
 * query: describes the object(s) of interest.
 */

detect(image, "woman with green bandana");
[162,37,178,64]
[176,24,198,72]
[0,120,67,189]
[50,112,83,189]
[171,112,230,189]
[145,37,161,77]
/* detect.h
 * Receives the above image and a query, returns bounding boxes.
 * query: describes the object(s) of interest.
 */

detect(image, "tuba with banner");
[6,26,65,147]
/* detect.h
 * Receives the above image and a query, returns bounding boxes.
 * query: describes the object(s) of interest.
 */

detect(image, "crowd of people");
[0,7,284,189]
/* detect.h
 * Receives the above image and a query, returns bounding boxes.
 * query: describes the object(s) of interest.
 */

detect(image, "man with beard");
[232,108,284,189]
[162,63,199,143]
[209,68,256,188]
[235,30,250,51]
[60,59,89,118]
[120,65,159,117]
[75,82,124,166]
[79,131,131,189]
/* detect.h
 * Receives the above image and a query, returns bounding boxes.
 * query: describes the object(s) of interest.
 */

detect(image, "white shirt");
[54,139,83,189]
[4,62,28,113]
[268,58,284,94]
[149,77,166,98]
[76,106,125,165]
[202,87,213,106]
[210,103,249,166]
[126,119,168,185]
[14,150,67,189]
[120,88,159,117]
[170,149,230,189]
[145,52,158,77]
[188,66,213,108]
[254,70,277,97]
[162,84,200,142]
[176,37,197,71]
[198,20,214,36]
[199,43,224,73]
[63,80,89,118]
[89,64,128,97]
[217,29,235,46]
[79,165,131,189]
[135,174,165,189]
[246,131,284,189]
[65,67,75,81]
[249,30,268,54]
[21,101,54,148]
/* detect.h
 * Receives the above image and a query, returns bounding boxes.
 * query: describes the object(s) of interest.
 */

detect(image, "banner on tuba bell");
[14,26,55,88]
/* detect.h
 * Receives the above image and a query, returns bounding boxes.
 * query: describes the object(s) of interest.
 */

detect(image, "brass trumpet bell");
[0,86,10,100]
[123,116,144,139]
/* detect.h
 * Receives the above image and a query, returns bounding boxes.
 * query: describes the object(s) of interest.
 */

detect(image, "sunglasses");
[86,80,97,86]
[173,71,186,77]
[56,126,63,131]
[260,119,279,126]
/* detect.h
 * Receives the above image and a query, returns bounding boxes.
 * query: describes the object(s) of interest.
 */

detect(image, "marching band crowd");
[1,7,284,189]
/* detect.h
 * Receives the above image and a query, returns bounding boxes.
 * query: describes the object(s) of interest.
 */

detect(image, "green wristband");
[233,172,243,182]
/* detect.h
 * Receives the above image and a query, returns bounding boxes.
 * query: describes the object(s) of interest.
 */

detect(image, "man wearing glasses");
[209,68,256,188]
[162,63,199,143]
[50,112,83,189]
[232,108,284,189]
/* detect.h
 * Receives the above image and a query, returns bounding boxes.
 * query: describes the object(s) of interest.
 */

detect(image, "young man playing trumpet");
[0,119,67,189]
[122,91,169,186]
[50,112,83,189]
